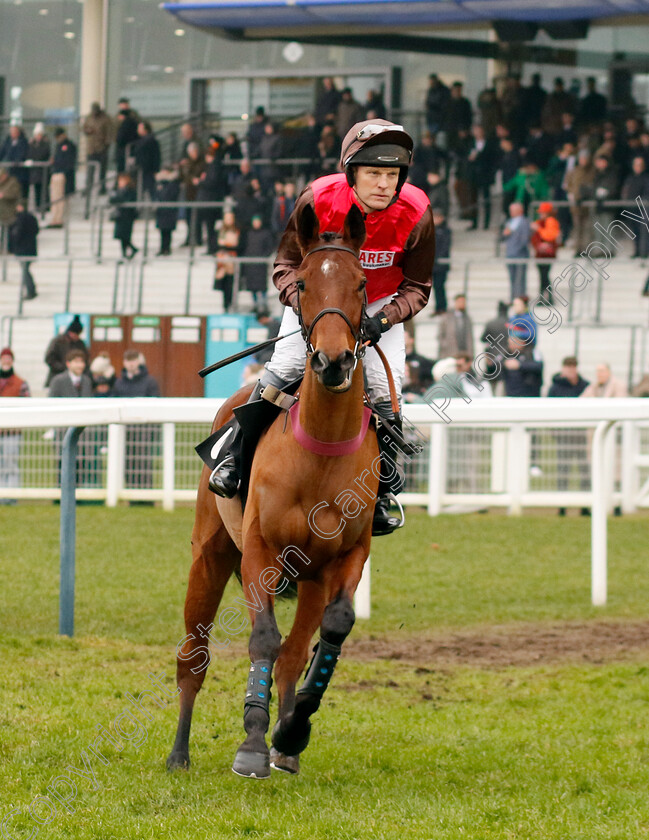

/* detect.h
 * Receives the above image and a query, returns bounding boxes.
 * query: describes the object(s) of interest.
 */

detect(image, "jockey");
[209,119,435,535]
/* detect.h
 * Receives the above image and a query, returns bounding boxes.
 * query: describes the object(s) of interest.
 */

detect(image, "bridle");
[296,243,368,365]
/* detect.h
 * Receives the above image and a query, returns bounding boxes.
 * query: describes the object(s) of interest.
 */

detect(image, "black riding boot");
[208,371,289,498]
[372,401,406,536]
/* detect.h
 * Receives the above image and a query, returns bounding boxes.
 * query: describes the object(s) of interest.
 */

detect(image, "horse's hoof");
[270,747,300,775]
[232,749,270,779]
[166,751,190,771]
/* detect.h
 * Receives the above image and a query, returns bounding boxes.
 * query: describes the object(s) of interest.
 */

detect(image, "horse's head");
[295,203,367,393]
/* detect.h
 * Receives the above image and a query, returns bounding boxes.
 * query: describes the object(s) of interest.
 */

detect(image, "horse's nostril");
[336,350,355,372]
[311,350,329,374]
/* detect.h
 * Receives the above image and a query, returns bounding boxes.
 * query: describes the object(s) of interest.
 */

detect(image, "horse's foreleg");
[269,580,326,774]
[272,544,367,767]
[232,533,282,779]
[167,479,240,771]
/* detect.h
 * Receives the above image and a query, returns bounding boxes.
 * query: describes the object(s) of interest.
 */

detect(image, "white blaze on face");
[321,259,334,275]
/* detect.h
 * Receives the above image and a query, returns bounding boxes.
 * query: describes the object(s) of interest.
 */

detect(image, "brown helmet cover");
[340,119,414,193]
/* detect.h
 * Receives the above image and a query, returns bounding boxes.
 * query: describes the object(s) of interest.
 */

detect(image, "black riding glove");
[362,311,391,347]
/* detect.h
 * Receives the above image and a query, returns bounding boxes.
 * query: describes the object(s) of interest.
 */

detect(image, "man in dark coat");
[424,74,450,135]
[431,207,451,314]
[196,149,228,255]
[112,350,160,494]
[114,99,139,173]
[48,349,93,397]
[8,201,38,300]
[0,125,29,197]
[44,315,89,386]
[444,82,473,154]
[503,336,543,397]
[48,128,77,228]
[622,156,649,257]
[133,121,161,200]
[548,355,590,510]
[154,167,180,256]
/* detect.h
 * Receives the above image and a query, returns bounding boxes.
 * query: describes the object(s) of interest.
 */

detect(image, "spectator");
[556,112,578,148]
[214,210,240,312]
[257,122,282,190]
[404,332,434,394]
[425,170,449,217]
[502,161,548,214]
[424,74,450,135]
[196,147,228,255]
[335,88,364,139]
[500,75,526,146]
[530,201,561,305]
[0,125,29,197]
[134,121,161,200]
[502,202,531,301]
[445,81,473,154]
[179,122,202,164]
[622,156,649,258]
[317,123,341,174]
[364,89,386,120]
[8,200,39,300]
[430,207,451,315]
[270,180,296,244]
[44,315,89,386]
[293,114,321,180]
[522,73,547,132]
[315,77,341,127]
[498,136,521,215]
[27,123,51,210]
[580,363,628,398]
[112,350,160,498]
[179,142,206,247]
[154,166,180,256]
[548,355,590,515]
[48,127,77,229]
[114,97,139,174]
[438,293,474,358]
[467,124,498,229]
[456,352,493,399]
[110,172,138,259]
[49,348,93,397]
[541,77,576,137]
[503,335,543,397]
[565,150,595,255]
[477,85,502,138]
[236,176,270,232]
[410,131,449,189]
[522,124,555,171]
[592,154,619,228]
[82,102,112,195]
[481,301,509,391]
[254,306,281,364]
[546,142,577,243]
[0,166,21,237]
[507,295,536,346]
[89,352,116,396]
[0,347,30,505]
[241,214,274,308]
[246,107,268,159]
[578,77,607,129]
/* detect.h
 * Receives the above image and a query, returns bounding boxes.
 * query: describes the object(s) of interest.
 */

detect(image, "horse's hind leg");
[167,473,240,771]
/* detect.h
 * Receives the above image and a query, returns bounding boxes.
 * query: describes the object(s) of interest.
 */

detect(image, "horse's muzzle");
[310,349,356,392]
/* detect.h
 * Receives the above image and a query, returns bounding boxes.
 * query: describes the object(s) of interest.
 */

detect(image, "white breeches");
[265,296,404,405]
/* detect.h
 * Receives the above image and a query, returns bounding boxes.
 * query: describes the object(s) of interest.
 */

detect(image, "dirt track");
[346,620,649,668]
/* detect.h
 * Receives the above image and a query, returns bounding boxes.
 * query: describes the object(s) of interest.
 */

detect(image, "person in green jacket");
[503,162,549,213]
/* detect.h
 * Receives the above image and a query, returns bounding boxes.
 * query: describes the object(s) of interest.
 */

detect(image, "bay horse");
[167,203,380,778]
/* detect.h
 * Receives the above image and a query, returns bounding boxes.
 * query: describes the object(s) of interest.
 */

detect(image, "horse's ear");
[296,203,320,255]
[343,205,366,253]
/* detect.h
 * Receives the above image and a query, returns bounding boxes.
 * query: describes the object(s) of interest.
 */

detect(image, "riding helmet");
[340,119,414,194]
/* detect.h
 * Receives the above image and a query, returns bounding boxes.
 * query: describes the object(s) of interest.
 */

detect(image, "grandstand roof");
[163,0,649,32]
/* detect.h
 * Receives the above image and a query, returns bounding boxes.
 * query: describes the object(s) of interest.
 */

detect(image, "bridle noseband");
[296,243,367,364]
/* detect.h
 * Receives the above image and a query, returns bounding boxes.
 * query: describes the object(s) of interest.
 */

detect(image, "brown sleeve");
[272,185,314,309]
[381,205,435,327]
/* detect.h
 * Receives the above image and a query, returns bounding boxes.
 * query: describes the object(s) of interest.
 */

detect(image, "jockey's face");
[353,166,400,213]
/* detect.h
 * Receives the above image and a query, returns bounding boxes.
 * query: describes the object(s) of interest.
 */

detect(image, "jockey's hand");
[362,311,391,346]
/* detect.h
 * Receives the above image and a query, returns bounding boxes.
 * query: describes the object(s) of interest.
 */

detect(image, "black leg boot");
[372,401,406,536]
[208,371,289,498]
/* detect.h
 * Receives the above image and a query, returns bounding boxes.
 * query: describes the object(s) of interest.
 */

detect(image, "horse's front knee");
[321,595,355,646]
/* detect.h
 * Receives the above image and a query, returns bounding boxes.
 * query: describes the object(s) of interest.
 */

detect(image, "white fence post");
[591,420,614,606]
[162,422,176,512]
[507,424,527,515]
[106,423,125,507]
[427,423,446,516]
[621,420,637,514]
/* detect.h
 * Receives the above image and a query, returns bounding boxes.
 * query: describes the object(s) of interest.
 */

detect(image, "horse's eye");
[296,279,305,292]
[358,278,367,292]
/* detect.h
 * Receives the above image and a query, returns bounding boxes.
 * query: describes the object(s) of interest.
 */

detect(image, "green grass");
[2,506,649,839]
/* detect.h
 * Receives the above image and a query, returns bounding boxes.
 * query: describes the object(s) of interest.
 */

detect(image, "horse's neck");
[298,364,365,443]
